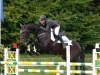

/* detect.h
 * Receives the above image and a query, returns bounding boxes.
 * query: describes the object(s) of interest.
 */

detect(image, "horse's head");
[20,23,40,44]
[20,23,30,44]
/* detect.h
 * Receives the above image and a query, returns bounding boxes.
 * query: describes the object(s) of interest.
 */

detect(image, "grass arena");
[0,43,100,75]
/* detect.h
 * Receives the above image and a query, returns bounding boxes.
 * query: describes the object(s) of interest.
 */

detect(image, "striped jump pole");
[18,69,92,74]
[1,43,100,75]
[19,69,66,73]
[0,61,93,66]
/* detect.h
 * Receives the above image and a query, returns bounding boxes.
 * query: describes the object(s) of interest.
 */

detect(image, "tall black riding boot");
[57,34,66,49]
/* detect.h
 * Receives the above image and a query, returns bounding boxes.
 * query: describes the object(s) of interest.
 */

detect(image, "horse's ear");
[19,23,23,27]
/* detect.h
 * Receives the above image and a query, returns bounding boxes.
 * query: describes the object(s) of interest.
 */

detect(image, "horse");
[19,23,86,75]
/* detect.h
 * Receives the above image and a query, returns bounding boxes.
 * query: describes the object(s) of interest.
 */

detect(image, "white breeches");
[54,26,60,36]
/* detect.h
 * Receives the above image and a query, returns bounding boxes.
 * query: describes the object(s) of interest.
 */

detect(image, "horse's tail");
[78,42,85,62]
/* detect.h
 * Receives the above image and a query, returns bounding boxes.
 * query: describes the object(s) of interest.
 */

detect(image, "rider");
[37,14,66,49]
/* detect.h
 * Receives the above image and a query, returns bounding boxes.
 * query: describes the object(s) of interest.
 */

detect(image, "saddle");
[59,31,66,36]
[53,31,65,38]
[51,29,69,43]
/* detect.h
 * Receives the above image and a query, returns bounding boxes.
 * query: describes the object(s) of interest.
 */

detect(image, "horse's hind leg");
[74,64,86,75]
[79,58,86,75]
[75,66,80,75]
[80,66,86,75]
[76,58,86,75]
[80,66,85,70]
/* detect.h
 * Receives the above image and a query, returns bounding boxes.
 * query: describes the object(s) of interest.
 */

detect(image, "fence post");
[4,48,7,75]
[93,43,100,75]
[4,48,19,75]
[93,49,96,75]
[16,48,19,75]
[66,40,72,75]
[56,65,60,75]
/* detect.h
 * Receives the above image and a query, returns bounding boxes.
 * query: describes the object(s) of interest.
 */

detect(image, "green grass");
[18,53,92,75]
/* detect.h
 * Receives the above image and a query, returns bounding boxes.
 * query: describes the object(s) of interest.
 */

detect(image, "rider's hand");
[40,26,43,28]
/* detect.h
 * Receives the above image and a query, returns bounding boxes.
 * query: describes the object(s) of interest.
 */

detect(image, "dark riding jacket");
[38,19,60,32]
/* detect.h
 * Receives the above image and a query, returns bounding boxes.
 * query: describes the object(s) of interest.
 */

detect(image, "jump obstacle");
[0,42,100,75]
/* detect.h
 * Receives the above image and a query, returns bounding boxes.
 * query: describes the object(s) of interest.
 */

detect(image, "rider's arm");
[40,23,51,32]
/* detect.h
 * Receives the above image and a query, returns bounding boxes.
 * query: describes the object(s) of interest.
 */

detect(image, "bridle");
[20,26,30,42]
[20,25,47,43]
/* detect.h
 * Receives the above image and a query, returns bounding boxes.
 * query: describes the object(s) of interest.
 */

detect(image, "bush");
[0,44,4,73]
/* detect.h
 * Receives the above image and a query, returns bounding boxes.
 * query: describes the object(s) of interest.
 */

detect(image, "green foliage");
[0,44,4,61]
[0,44,4,70]
[1,0,100,51]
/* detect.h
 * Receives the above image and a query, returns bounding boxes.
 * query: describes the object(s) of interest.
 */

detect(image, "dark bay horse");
[20,23,86,75]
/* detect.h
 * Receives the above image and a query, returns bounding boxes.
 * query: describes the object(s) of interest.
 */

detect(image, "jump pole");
[3,42,100,75]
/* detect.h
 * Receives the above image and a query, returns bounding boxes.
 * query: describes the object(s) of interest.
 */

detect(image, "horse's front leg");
[27,44,34,56]
[32,45,40,56]
[27,42,40,56]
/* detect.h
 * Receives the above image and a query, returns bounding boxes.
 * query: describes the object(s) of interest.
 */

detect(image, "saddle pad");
[57,36,69,43]
[51,29,69,43]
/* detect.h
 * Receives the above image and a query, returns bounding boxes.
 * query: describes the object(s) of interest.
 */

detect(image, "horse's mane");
[25,23,40,30]
[24,23,50,35]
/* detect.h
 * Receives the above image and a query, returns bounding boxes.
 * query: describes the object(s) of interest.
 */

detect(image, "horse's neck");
[27,23,40,32]
[35,31,51,41]
[27,28,34,35]
[36,30,47,36]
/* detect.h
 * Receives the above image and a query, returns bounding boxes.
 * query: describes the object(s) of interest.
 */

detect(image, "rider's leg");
[54,26,60,36]
[54,26,66,49]
[57,34,66,49]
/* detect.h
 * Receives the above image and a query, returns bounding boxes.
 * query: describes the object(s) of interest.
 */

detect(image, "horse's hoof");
[75,74,79,75]
[34,52,40,56]
[27,51,34,56]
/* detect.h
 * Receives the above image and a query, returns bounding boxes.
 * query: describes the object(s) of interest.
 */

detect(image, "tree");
[2,0,100,51]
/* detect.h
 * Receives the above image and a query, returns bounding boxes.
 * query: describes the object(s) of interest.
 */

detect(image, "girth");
[45,38,58,51]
